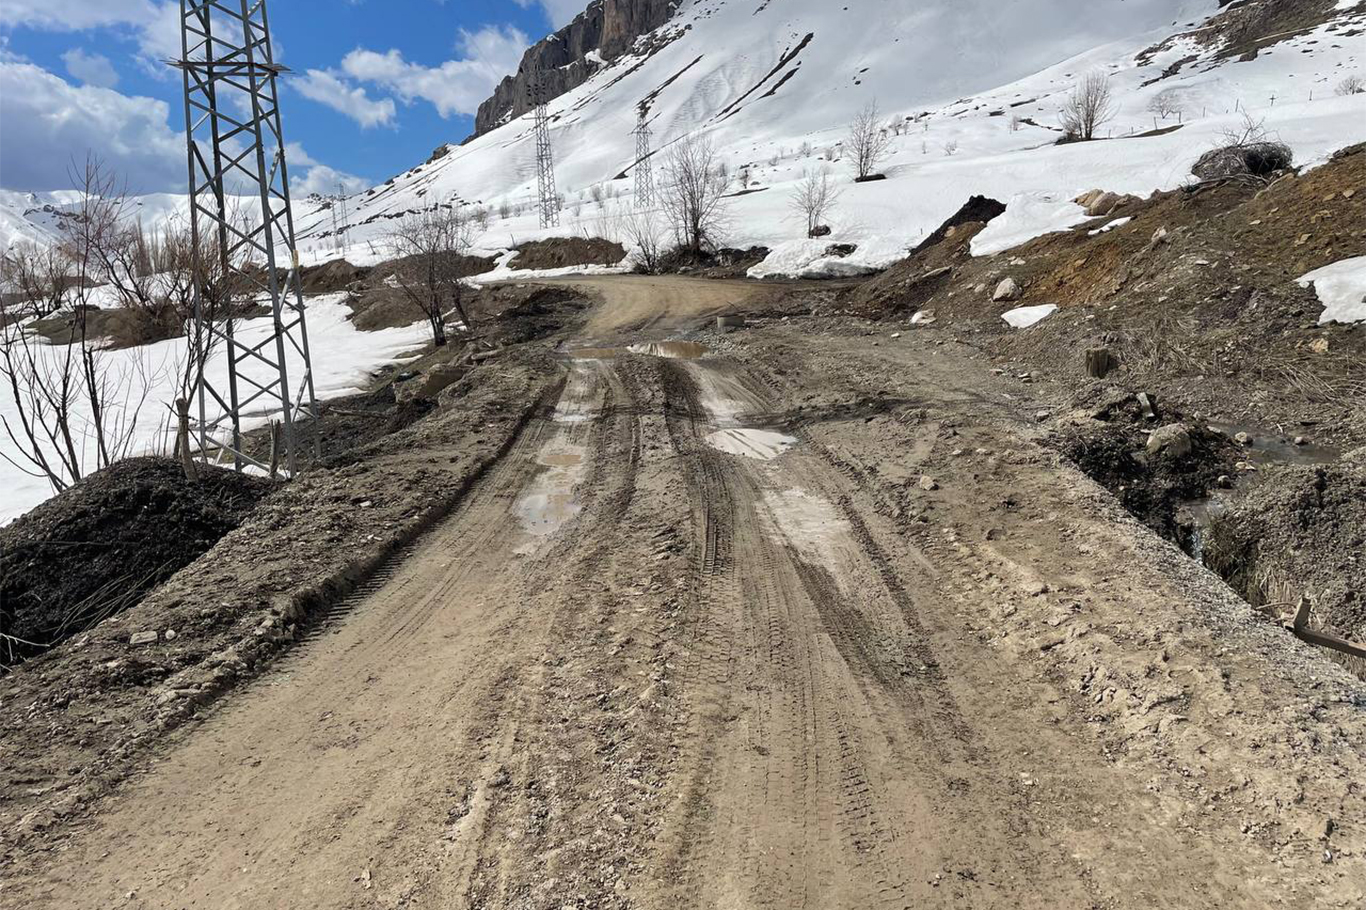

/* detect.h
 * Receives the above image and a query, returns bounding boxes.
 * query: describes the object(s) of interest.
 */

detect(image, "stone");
[918,475,939,492]
[1035,411,1051,422]
[164,629,178,642]
[1234,431,1253,446]
[1309,337,1330,354]
[993,277,1022,302]
[1146,424,1192,458]
[1151,227,1169,245]
[129,631,158,646]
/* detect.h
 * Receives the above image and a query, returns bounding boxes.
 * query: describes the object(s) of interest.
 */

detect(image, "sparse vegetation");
[662,134,731,256]
[1149,88,1184,120]
[848,100,893,180]
[790,168,841,238]
[1337,74,1365,96]
[388,201,477,347]
[1060,72,1117,141]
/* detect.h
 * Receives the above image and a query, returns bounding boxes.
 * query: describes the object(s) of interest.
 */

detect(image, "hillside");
[309,0,1364,276]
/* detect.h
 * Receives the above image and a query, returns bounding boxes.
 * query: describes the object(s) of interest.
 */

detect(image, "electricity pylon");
[173,0,319,476]
[332,184,350,252]
[530,73,560,229]
[633,102,654,209]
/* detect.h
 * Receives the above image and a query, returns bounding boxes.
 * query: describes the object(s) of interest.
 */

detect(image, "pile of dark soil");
[486,285,591,345]
[510,237,626,271]
[0,457,273,667]
[1204,462,1366,645]
[1050,389,1235,543]
[656,245,770,278]
[299,258,371,295]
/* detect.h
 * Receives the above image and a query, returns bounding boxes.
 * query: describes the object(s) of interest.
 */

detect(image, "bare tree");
[1149,88,1184,121]
[790,168,840,238]
[848,100,893,180]
[1060,72,1117,141]
[1337,74,1365,96]
[942,140,960,157]
[389,202,478,347]
[620,209,668,274]
[662,134,731,256]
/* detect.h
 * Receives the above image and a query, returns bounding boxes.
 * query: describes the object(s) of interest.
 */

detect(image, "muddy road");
[6,278,1364,909]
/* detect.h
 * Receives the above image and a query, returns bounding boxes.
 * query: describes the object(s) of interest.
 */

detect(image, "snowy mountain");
[289,0,1363,275]
[4,0,1364,276]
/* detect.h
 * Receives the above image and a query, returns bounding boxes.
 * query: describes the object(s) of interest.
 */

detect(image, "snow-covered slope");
[311,0,1364,274]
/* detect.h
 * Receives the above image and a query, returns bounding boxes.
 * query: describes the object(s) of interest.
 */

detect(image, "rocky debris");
[128,631,159,646]
[993,277,1022,302]
[918,475,939,491]
[1192,142,1293,181]
[1075,189,1141,217]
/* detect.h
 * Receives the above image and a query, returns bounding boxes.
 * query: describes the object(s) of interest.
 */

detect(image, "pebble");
[128,631,158,646]
[918,476,939,492]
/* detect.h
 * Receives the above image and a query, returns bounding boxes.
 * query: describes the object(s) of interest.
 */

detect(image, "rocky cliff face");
[471,0,676,138]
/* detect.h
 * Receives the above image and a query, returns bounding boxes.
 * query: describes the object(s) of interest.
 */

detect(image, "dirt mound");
[300,258,371,295]
[909,194,1006,257]
[0,457,273,667]
[1050,389,1234,543]
[1205,463,1366,645]
[510,237,626,271]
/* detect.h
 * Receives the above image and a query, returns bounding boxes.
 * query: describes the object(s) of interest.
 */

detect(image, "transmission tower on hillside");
[173,0,320,476]
[530,73,561,229]
[633,102,655,209]
[332,184,351,252]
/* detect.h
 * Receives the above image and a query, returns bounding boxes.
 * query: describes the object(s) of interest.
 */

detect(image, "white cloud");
[295,68,396,128]
[61,47,119,87]
[0,60,182,192]
[335,24,528,120]
[0,0,156,30]
[0,61,368,198]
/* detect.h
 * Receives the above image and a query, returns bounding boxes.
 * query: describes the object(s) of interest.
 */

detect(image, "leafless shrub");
[848,100,892,180]
[1337,74,1365,96]
[1149,88,1184,120]
[942,140,959,157]
[590,184,607,210]
[662,133,731,255]
[1060,72,1117,141]
[1192,114,1293,181]
[790,168,841,238]
[389,201,477,347]
[1009,114,1023,133]
[620,209,668,274]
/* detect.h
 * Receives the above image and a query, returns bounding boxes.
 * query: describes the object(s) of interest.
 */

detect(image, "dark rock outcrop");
[472,0,676,138]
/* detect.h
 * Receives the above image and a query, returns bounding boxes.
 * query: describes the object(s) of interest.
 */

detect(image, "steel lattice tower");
[333,184,350,252]
[633,102,655,209]
[531,74,561,229]
[174,0,319,475]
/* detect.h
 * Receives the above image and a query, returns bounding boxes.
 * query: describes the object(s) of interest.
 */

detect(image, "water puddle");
[626,341,708,359]
[760,489,853,561]
[513,442,590,554]
[1206,421,1340,467]
[553,362,602,424]
[706,428,798,461]
[566,341,708,361]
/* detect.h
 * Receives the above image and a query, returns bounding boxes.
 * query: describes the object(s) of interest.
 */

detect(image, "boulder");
[1146,424,1192,458]
[992,277,1022,302]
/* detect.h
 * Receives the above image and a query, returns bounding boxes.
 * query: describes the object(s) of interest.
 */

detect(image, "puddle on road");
[513,443,590,554]
[566,341,708,361]
[706,428,798,461]
[761,489,852,561]
[627,341,708,359]
[553,362,602,424]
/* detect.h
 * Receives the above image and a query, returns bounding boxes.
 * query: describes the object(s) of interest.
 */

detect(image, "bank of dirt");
[1204,460,1366,661]
[0,346,563,858]
[0,458,272,668]
[510,236,626,270]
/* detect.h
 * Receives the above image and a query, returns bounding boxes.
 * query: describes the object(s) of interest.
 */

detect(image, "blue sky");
[0,1,578,197]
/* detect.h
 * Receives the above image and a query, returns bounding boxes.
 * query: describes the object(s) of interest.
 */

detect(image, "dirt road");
[8,278,1364,909]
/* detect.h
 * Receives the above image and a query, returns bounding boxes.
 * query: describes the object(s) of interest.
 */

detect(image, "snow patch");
[971,194,1089,257]
[1298,257,1366,325]
[1001,304,1059,328]
[1088,216,1132,236]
